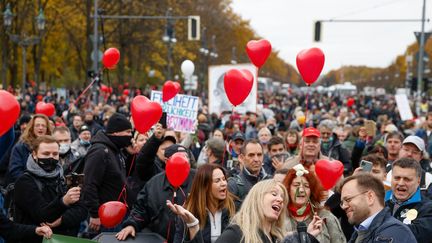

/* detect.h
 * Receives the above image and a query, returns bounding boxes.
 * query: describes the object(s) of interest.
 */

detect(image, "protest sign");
[395,94,414,121]
[43,234,95,243]
[151,91,199,133]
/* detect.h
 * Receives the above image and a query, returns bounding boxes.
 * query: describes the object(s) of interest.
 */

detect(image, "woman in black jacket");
[167,179,323,243]
[14,135,87,243]
[0,212,52,241]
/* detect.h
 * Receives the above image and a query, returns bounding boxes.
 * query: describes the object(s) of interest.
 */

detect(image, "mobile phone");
[65,173,85,188]
[159,112,167,129]
[364,120,376,137]
[360,160,373,172]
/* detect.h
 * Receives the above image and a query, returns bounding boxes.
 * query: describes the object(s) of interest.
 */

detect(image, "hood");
[90,130,118,152]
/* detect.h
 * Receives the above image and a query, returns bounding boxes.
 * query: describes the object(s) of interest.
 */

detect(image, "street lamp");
[1,4,13,89]
[3,4,45,98]
[162,8,176,80]
[209,35,218,62]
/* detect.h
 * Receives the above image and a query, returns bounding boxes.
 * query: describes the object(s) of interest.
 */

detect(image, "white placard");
[395,94,413,121]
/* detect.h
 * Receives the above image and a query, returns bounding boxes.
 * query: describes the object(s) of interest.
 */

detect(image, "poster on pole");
[395,94,414,121]
[151,91,199,133]
[208,64,257,115]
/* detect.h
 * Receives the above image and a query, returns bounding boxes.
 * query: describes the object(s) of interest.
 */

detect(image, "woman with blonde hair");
[168,179,322,243]
[8,114,51,183]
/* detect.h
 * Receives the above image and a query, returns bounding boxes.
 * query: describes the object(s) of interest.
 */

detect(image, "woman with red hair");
[283,165,346,243]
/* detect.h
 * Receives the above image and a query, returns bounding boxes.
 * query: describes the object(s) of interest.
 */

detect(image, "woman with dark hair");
[284,129,299,156]
[172,163,235,243]
[283,165,345,243]
[8,114,52,183]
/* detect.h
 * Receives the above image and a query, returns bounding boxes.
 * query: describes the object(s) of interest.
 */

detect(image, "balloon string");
[72,77,97,107]
[115,154,136,205]
[304,85,310,129]
[255,67,259,104]
[165,193,175,243]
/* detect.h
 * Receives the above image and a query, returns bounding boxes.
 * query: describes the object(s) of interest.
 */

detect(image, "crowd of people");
[0,85,432,243]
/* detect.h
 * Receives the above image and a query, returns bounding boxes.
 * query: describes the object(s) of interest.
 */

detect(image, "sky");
[230,0,430,74]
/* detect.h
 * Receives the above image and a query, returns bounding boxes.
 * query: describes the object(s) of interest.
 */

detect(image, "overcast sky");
[231,0,430,74]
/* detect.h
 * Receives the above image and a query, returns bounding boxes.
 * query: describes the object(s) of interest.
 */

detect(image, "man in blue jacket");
[340,173,416,243]
[385,157,432,243]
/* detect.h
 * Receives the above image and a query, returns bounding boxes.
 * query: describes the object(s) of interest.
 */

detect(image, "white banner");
[395,94,414,121]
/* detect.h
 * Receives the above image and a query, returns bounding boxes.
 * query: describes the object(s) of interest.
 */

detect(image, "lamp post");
[209,35,218,64]
[231,46,237,64]
[2,3,13,89]
[3,4,45,98]
[162,8,176,80]
[199,27,208,94]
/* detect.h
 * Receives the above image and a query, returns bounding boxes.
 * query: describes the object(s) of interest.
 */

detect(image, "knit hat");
[106,113,132,134]
[79,125,91,134]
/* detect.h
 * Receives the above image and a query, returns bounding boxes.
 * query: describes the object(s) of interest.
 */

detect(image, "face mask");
[85,120,93,125]
[59,143,71,155]
[108,135,132,149]
[80,139,91,146]
[36,157,59,172]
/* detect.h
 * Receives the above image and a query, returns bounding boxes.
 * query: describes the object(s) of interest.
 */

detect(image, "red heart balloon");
[0,91,20,137]
[100,84,109,93]
[131,95,163,133]
[347,98,355,107]
[223,69,254,106]
[166,152,190,188]
[98,201,127,228]
[315,159,344,190]
[296,47,325,86]
[35,101,55,117]
[102,47,120,69]
[246,39,272,68]
[123,89,130,96]
[162,81,181,102]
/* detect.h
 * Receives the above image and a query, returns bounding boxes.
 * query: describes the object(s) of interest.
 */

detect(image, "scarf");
[26,155,63,178]
[288,203,311,218]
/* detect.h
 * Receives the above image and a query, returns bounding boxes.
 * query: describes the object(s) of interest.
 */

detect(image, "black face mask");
[108,135,132,149]
[36,157,59,172]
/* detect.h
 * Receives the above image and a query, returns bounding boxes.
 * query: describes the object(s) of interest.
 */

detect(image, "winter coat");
[348,208,416,243]
[0,212,37,242]
[82,131,130,218]
[385,188,432,243]
[122,170,196,243]
[7,142,31,184]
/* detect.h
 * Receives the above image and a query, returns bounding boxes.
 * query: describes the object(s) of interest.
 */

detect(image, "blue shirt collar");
[355,211,379,231]
[385,187,422,205]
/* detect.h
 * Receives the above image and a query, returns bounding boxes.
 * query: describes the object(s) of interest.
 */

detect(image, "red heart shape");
[296,47,325,86]
[162,80,181,102]
[246,39,272,68]
[98,201,127,228]
[102,47,120,69]
[35,101,55,117]
[0,91,20,137]
[166,152,190,188]
[223,69,254,107]
[315,159,344,190]
[347,98,355,107]
[123,89,130,96]
[131,95,163,133]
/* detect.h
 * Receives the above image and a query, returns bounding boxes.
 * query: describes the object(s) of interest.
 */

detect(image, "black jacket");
[135,134,164,183]
[82,131,130,218]
[14,172,87,243]
[0,212,37,242]
[348,207,416,243]
[385,189,432,243]
[173,208,230,243]
[122,170,196,243]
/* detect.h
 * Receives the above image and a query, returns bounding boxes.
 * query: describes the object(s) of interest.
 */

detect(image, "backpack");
[4,172,43,221]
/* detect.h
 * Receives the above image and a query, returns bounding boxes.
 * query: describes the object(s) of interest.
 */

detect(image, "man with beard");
[385,158,432,243]
[340,173,415,242]
[82,113,133,232]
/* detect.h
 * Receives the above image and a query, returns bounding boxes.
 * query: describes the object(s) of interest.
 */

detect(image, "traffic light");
[188,16,200,41]
[314,21,321,42]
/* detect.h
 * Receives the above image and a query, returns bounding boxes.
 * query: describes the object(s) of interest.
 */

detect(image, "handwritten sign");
[151,91,199,133]
[395,94,413,121]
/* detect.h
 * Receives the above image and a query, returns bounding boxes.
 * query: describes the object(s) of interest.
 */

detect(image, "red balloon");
[131,95,163,133]
[162,80,181,102]
[0,90,20,137]
[35,101,55,117]
[123,89,130,96]
[296,48,325,86]
[100,84,109,92]
[98,201,127,228]
[166,152,190,188]
[102,48,120,69]
[347,98,355,107]
[315,159,344,190]
[223,69,254,106]
[246,39,272,68]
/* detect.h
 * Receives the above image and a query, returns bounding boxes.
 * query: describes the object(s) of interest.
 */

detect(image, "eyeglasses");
[340,191,368,207]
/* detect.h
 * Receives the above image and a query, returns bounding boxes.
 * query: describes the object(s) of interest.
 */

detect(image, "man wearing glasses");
[386,135,432,199]
[385,157,432,243]
[340,173,416,242]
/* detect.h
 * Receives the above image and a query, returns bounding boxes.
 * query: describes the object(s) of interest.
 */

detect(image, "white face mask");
[59,143,71,155]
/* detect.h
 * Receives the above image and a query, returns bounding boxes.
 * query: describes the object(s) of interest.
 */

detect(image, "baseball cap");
[164,144,188,158]
[231,131,245,141]
[162,135,177,144]
[79,125,91,134]
[402,135,425,152]
[302,127,321,138]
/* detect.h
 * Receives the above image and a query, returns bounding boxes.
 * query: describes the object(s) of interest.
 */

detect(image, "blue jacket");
[415,128,432,156]
[7,142,31,184]
[385,188,432,243]
[348,207,416,243]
